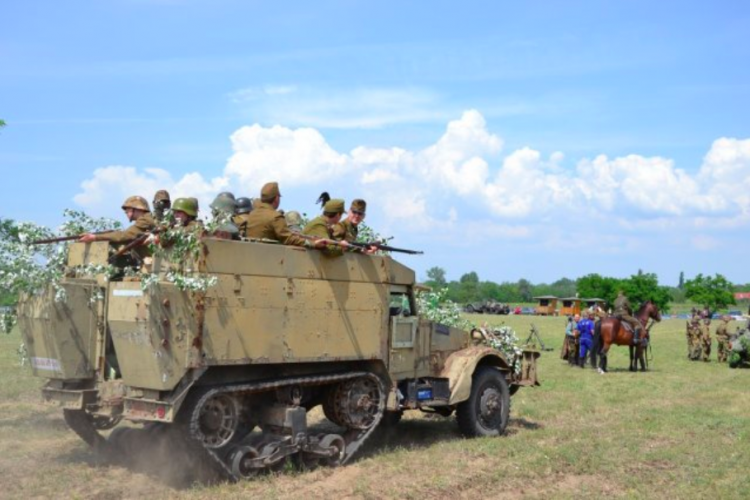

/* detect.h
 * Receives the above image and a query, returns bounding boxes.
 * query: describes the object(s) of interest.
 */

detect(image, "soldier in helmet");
[209,194,239,240]
[303,198,352,256]
[152,190,171,222]
[284,211,304,233]
[79,195,155,244]
[613,290,642,345]
[172,197,201,230]
[243,182,325,249]
[233,197,253,237]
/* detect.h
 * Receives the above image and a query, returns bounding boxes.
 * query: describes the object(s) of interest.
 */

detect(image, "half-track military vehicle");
[18,238,539,480]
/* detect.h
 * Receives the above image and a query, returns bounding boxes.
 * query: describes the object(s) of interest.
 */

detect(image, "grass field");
[1,315,748,499]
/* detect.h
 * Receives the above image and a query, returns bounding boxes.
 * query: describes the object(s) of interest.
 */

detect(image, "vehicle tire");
[456,366,510,437]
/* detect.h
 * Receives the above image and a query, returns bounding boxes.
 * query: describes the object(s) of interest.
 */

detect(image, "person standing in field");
[715,315,732,363]
[700,313,712,362]
[577,311,595,368]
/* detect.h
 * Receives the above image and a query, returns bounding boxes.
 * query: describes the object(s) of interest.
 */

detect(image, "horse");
[591,301,661,373]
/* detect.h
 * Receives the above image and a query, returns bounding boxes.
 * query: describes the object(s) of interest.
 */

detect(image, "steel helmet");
[235,197,253,214]
[210,194,238,214]
[121,195,150,212]
[172,197,199,217]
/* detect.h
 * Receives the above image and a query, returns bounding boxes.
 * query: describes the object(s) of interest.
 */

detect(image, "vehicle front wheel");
[456,366,510,437]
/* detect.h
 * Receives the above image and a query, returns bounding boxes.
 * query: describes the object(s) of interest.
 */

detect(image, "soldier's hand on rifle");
[78,233,98,243]
[145,233,160,245]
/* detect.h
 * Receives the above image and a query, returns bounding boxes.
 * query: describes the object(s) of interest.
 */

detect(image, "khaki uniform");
[334,218,359,242]
[99,212,156,244]
[715,318,731,363]
[303,216,343,256]
[243,202,308,247]
[613,294,640,336]
[233,214,251,237]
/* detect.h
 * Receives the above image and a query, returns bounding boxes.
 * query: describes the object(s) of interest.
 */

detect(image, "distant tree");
[684,273,736,314]
[0,119,6,128]
[576,273,622,308]
[517,278,533,302]
[678,271,685,290]
[460,271,479,284]
[425,266,447,288]
[621,272,672,313]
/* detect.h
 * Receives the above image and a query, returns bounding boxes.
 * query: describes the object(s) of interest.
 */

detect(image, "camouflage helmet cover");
[172,197,199,217]
[285,210,303,227]
[121,195,150,212]
[235,197,253,214]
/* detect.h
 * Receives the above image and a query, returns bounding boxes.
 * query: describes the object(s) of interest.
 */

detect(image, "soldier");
[700,313,712,362]
[209,194,240,240]
[233,197,253,236]
[243,182,325,249]
[688,312,702,360]
[561,315,578,364]
[336,199,366,242]
[152,190,171,222]
[715,315,732,363]
[303,199,352,256]
[78,196,155,244]
[613,290,642,345]
[171,197,202,230]
[334,198,378,254]
[285,211,304,233]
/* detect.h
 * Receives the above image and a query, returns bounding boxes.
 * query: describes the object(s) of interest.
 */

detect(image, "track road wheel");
[229,445,260,479]
[180,388,250,452]
[456,366,510,437]
[319,434,345,467]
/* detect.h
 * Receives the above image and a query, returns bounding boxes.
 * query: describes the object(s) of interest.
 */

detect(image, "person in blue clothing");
[577,311,596,368]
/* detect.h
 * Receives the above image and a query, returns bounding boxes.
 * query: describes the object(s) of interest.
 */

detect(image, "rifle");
[31,230,116,245]
[108,227,166,262]
[348,241,424,255]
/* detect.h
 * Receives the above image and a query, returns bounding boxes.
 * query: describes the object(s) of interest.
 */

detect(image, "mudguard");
[440,345,512,405]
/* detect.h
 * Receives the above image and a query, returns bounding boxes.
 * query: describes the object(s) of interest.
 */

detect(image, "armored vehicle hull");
[19,239,539,480]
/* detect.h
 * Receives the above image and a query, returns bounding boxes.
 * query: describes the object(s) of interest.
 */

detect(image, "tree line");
[423,267,747,314]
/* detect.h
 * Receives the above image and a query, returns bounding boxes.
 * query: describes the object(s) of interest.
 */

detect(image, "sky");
[1,0,750,286]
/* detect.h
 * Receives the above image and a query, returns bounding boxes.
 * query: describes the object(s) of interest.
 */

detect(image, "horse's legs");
[599,345,610,373]
[638,345,647,371]
[629,346,636,371]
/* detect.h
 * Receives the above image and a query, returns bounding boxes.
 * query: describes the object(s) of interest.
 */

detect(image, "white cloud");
[74,110,750,247]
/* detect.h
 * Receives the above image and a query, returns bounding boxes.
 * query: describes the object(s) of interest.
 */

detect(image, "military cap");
[260,182,280,202]
[235,197,253,214]
[153,190,170,203]
[323,199,345,214]
[121,195,150,212]
[173,198,199,217]
[350,199,367,214]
